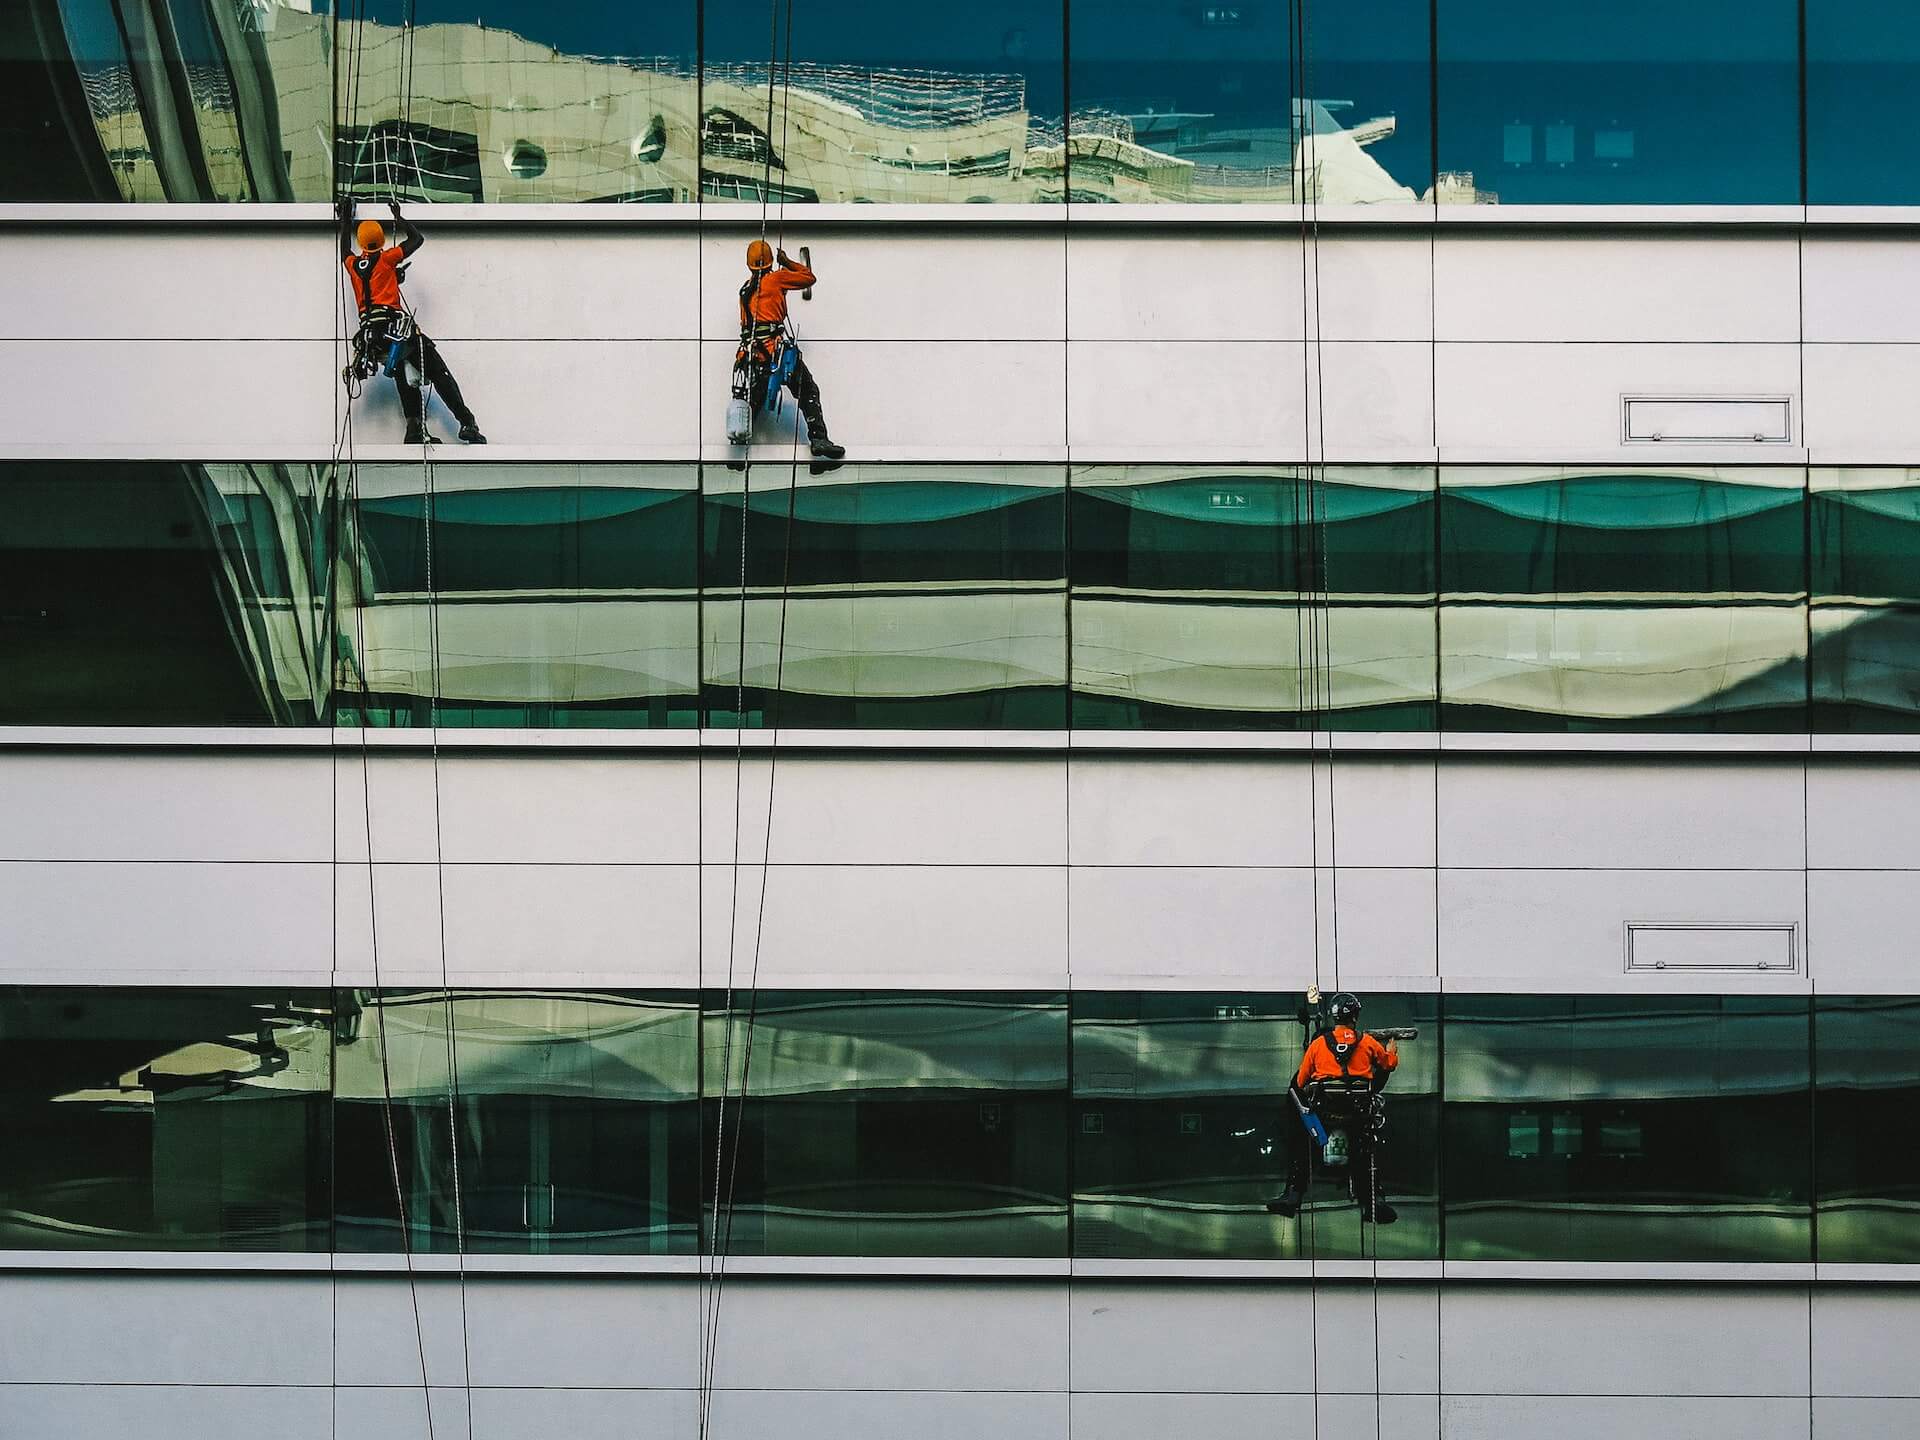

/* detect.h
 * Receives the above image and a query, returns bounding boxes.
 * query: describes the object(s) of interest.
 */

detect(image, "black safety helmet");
[1329,992,1362,1024]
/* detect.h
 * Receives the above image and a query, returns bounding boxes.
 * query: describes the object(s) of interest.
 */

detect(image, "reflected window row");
[3,986,1912,1264]
[10,461,1920,731]
[4,1,1916,206]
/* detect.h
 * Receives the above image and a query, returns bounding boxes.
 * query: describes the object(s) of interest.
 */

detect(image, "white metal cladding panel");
[1066,757,1318,868]
[1433,341,1801,459]
[1808,763,1920,869]
[1806,872,1920,992]
[1813,1290,1920,1399]
[431,754,701,865]
[707,1391,1070,1440]
[1812,1400,1920,1438]
[0,1386,335,1440]
[1066,864,1321,988]
[1433,235,1800,344]
[1803,344,1920,462]
[1437,1285,1811,1398]
[1440,1397,1813,1440]
[1437,760,1808,871]
[1437,869,1810,990]
[1803,236,1920,344]
[701,230,1069,343]
[1067,231,1433,344]
[0,752,329,862]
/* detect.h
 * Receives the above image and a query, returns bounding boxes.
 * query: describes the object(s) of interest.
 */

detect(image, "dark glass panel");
[702,0,1063,203]
[1068,0,1433,205]
[0,0,125,199]
[1816,996,1920,1263]
[1438,467,1808,731]
[0,462,329,725]
[702,464,1067,727]
[0,987,332,1250]
[1811,469,1920,731]
[1443,994,1812,1262]
[332,990,700,1255]
[703,991,1069,1256]
[1807,1,1920,206]
[1072,990,1439,1260]
[340,464,700,728]
[1070,466,1437,729]
[1437,0,1800,205]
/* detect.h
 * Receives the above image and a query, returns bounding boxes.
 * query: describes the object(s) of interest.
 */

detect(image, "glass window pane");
[1816,996,1920,1263]
[703,463,1067,727]
[0,987,332,1250]
[1437,1,1800,205]
[1072,991,1438,1260]
[702,0,1063,204]
[1068,0,1432,206]
[1811,468,1920,731]
[0,462,329,725]
[332,990,700,1255]
[1808,2,1920,205]
[1439,466,1808,731]
[1071,465,1437,729]
[333,2,696,203]
[704,991,1069,1257]
[1443,994,1812,1262]
[340,463,700,728]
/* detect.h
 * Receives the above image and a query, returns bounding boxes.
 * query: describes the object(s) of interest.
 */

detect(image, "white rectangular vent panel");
[1625,923,1799,973]
[1623,396,1792,444]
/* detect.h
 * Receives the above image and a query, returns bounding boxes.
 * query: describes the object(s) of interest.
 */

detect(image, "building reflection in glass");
[1072,991,1439,1261]
[1816,995,1920,1263]
[1439,466,1808,731]
[1812,468,1920,732]
[1071,465,1438,729]
[338,462,700,728]
[1443,995,1813,1263]
[332,989,701,1255]
[703,463,1067,727]
[704,991,1070,1257]
[0,987,333,1250]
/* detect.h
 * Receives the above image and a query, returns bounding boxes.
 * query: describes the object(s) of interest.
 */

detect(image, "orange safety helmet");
[357,219,386,252]
[746,239,773,271]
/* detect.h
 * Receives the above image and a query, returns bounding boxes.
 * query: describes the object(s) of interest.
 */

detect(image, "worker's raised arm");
[775,247,815,289]
[391,201,425,257]
[335,197,356,258]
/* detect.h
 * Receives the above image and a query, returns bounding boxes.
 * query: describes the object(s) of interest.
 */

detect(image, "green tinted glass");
[1815,996,1920,1263]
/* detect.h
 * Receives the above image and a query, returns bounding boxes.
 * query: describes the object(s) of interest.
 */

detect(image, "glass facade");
[9,984,1905,1263]
[9,2,1919,206]
[24,460,1911,733]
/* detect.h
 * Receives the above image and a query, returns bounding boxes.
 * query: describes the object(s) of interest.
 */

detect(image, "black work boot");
[403,422,435,446]
[1363,1199,1398,1225]
[809,433,846,461]
[457,422,487,445]
[1264,1189,1303,1218]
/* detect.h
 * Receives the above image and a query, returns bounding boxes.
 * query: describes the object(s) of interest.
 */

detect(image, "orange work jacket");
[1295,1026,1398,1087]
[344,247,406,315]
[739,257,815,331]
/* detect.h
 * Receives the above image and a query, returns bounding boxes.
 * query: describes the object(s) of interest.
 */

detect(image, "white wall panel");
[438,863,699,983]
[1439,1285,1810,1397]
[1811,1400,1920,1438]
[335,754,443,863]
[703,863,1067,988]
[1070,1282,1311,1392]
[1319,758,1438,868]
[703,231,1067,342]
[1803,345,1920,461]
[1439,761,1807,870]
[1435,342,1800,458]
[700,755,1063,866]
[1441,1396,1811,1440]
[1069,1392,1310,1438]
[1,340,335,453]
[471,1388,696,1440]
[1333,868,1439,981]
[1436,236,1799,343]
[1438,869,1808,988]
[436,755,699,865]
[346,339,698,451]
[331,1387,469,1440]
[1807,763,1920,869]
[1807,872,1920,991]
[699,337,1067,461]
[709,1390,1069,1440]
[1068,865,1316,987]
[1068,233,1432,343]
[1813,1290,1920,1398]
[707,1279,1068,1392]
[0,1273,331,1384]
[1804,238,1920,343]
[456,1277,699,1389]
[395,232,700,340]
[332,1275,483,1388]
[0,753,328,861]
[0,860,331,980]
[0,1384,332,1440]
[0,231,332,340]
[1067,758,1314,867]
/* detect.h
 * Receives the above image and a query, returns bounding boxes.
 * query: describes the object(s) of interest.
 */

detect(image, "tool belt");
[735,322,787,364]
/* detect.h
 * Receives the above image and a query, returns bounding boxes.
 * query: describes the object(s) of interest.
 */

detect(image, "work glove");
[388,200,404,222]
[776,248,792,267]
[334,196,355,228]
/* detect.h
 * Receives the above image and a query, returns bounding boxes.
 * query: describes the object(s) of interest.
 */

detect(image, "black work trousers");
[392,331,476,429]
[1286,1113,1385,1209]
[745,345,831,441]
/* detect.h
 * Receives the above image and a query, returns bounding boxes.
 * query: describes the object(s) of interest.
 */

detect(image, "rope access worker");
[730,240,844,463]
[338,198,486,446]
[1266,991,1400,1224]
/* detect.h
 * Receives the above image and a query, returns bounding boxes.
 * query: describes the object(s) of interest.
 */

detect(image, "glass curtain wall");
[10,985,1920,1262]
[1070,465,1437,729]
[1811,468,1920,730]
[1807,1,1920,206]
[1439,466,1808,731]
